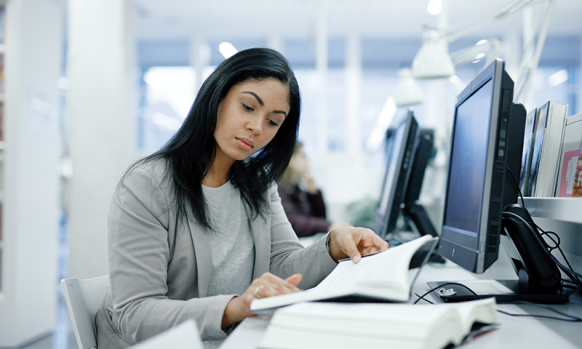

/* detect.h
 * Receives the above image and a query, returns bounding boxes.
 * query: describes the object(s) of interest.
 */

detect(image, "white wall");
[0,0,63,346]
[67,0,138,279]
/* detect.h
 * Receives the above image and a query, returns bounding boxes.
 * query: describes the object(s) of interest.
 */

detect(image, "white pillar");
[316,0,329,155]
[67,0,138,279]
[0,0,63,346]
[267,33,284,54]
[432,0,450,167]
[190,34,210,96]
[345,31,362,155]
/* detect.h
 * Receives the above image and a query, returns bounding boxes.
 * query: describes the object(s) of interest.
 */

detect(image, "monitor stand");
[402,202,446,264]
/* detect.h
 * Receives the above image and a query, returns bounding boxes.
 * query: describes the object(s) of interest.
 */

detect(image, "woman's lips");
[236,138,254,150]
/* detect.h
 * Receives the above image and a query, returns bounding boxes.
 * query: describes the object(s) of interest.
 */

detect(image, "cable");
[414,293,434,304]
[416,282,582,322]
[501,211,582,292]
[504,166,582,292]
[505,165,526,208]
[498,301,582,322]
[413,282,478,305]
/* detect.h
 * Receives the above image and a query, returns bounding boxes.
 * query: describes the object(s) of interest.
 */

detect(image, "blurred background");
[0,0,581,348]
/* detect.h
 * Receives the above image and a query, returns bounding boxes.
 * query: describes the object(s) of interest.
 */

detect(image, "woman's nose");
[247,117,262,135]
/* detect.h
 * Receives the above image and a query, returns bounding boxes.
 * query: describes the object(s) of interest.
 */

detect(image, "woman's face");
[214,78,290,163]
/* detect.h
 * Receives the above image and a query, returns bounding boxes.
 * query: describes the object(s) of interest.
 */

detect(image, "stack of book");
[259,298,498,349]
[519,101,577,197]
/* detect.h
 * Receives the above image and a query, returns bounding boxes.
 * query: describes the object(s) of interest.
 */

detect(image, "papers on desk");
[259,298,498,349]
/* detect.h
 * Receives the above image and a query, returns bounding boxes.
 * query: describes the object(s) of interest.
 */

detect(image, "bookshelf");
[523,197,582,225]
[522,197,582,281]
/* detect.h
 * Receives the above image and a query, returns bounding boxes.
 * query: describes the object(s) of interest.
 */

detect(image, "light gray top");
[203,181,255,349]
[97,159,337,348]
[204,181,255,298]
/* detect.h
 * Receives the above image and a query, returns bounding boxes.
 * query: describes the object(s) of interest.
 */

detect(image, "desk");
[220,261,582,349]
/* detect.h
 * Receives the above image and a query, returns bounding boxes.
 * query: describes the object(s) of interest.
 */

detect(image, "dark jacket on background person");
[278,184,331,237]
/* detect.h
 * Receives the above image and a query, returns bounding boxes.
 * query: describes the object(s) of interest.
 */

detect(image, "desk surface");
[220,261,582,349]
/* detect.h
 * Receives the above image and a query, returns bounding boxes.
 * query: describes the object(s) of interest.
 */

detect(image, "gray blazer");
[95,160,337,347]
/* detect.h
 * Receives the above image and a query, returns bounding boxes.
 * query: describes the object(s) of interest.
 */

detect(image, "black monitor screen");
[373,111,419,238]
[378,125,405,216]
[444,80,493,249]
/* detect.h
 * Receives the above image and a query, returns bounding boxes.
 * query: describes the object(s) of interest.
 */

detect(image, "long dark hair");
[135,48,301,230]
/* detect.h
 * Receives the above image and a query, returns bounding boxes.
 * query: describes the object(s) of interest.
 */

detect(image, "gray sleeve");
[108,165,233,342]
[267,183,337,289]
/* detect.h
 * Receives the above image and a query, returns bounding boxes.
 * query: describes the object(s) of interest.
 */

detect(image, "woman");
[278,142,346,237]
[95,48,388,349]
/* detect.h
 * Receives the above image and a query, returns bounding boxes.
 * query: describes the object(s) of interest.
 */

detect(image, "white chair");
[61,275,110,349]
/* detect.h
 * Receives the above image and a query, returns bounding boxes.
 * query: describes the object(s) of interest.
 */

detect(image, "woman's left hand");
[328,226,389,263]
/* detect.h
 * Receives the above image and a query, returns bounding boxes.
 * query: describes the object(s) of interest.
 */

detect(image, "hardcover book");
[556,112,582,197]
[519,108,538,196]
[249,235,439,313]
[259,298,498,349]
[528,102,569,197]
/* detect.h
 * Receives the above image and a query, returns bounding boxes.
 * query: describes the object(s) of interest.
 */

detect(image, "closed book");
[519,108,538,196]
[249,235,439,313]
[259,298,498,349]
[528,102,568,197]
[556,112,582,197]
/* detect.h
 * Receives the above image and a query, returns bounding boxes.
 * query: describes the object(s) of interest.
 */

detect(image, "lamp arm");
[514,2,545,94]
[515,0,556,103]
[446,0,544,43]
[446,0,518,38]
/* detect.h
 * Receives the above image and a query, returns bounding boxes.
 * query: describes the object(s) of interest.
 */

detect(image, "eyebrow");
[241,91,288,118]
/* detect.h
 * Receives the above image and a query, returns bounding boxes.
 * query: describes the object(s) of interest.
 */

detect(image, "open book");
[259,298,498,349]
[250,235,439,313]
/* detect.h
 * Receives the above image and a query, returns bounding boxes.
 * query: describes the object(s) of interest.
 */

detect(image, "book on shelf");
[527,101,568,197]
[519,108,538,196]
[574,148,582,197]
[556,112,582,197]
[249,235,439,314]
[259,298,498,349]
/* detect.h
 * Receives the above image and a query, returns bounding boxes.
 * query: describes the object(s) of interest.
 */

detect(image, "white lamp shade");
[412,31,455,79]
[394,68,424,107]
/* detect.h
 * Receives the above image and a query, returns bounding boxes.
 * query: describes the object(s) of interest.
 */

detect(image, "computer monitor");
[373,109,419,239]
[402,134,438,238]
[431,59,567,303]
[438,59,522,273]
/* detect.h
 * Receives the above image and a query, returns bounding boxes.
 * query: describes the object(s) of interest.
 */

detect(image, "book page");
[315,235,432,291]
[450,298,498,333]
[249,235,435,311]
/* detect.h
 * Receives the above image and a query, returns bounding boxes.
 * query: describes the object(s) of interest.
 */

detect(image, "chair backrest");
[62,275,110,349]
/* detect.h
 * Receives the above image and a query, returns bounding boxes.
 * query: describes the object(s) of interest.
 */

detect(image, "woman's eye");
[242,104,254,112]
[268,119,279,127]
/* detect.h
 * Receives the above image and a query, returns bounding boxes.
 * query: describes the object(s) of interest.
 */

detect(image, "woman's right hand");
[221,272,302,330]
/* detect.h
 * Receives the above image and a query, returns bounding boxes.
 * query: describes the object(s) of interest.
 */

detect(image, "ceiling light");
[218,42,238,59]
[412,31,455,79]
[547,69,568,87]
[427,0,442,16]
[394,68,424,107]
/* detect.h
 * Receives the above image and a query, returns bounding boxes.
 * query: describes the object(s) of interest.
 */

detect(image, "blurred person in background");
[278,142,347,237]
